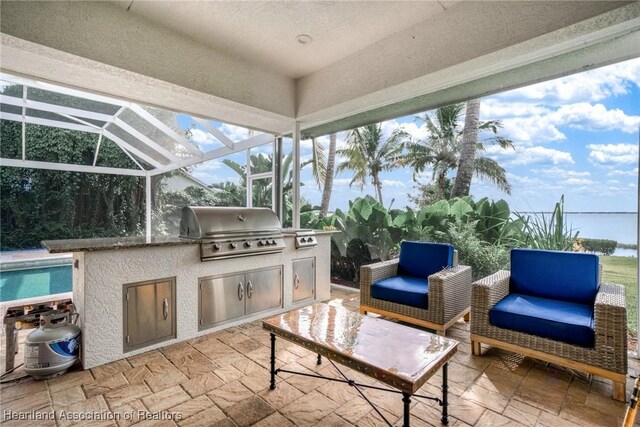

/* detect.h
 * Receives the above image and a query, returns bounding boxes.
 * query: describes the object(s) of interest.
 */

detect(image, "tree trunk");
[452,98,481,197]
[373,173,383,204]
[319,133,337,218]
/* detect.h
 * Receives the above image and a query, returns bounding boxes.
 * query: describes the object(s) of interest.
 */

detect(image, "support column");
[145,174,151,241]
[637,154,639,356]
[292,121,301,229]
[273,137,283,223]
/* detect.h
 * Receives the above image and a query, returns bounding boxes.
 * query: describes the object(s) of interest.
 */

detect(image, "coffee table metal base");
[268,333,449,426]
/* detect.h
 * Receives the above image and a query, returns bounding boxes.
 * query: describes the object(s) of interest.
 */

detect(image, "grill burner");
[180,206,285,261]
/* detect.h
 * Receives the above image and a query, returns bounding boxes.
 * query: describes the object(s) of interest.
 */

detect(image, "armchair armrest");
[429,265,472,322]
[471,270,510,335]
[593,283,627,373]
[472,270,511,309]
[360,259,399,309]
[360,258,399,288]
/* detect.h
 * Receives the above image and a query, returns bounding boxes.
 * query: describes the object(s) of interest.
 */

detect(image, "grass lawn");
[600,255,638,335]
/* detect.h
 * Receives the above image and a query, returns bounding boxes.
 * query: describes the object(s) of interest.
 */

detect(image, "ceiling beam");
[148,132,274,176]
[0,112,99,133]
[192,117,234,149]
[1,158,147,176]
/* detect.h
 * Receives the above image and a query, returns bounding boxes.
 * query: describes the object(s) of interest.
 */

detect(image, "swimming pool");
[0,265,72,302]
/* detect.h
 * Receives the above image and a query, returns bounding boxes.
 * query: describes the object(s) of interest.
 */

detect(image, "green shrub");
[581,238,618,256]
[439,220,509,280]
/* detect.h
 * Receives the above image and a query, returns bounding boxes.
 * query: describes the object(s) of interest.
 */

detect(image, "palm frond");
[473,156,511,194]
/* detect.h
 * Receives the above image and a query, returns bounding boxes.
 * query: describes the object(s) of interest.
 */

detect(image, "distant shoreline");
[519,212,638,215]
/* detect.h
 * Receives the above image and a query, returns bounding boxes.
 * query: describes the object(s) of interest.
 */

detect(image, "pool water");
[0,266,72,302]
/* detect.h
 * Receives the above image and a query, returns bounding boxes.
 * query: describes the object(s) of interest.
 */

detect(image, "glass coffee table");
[262,302,458,426]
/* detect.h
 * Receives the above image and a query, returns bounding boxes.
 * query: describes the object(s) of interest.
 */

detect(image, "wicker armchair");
[360,241,473,335]
[471,249,627,401]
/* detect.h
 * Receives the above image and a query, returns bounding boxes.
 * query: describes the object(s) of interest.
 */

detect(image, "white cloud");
[553,103,640,133]
[563,178,594,186]
[505,173,545,186]
[189,128,219,146]
[499,116,565,143]
[488,146,574,166]
[587,143,639,165]
[608,167,639,177]
[482,99,551,119]
[492,102,639,143]
[381,179,407,188]
[192,159,223,172]
[333,178,353,187]
[496,58,640,104]
[534,167,590,178]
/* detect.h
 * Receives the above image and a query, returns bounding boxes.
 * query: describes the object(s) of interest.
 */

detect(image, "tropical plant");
[451,98,480,197]
[155,185,220,235]
[337,124,409,204]
[0,98,153,249]
[513,195,578,251]
[404,102,514,199]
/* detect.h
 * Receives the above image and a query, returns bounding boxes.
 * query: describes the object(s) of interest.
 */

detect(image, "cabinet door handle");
[247,281,253,298]
[238,282,244,300]
[294,274,300,289]
[162,298,169,320]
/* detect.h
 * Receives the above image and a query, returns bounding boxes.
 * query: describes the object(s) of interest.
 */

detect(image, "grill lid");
[180,206,281,239]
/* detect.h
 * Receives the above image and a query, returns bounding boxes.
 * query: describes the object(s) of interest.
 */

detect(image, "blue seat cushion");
[398,241,454,279]
[371,275,428,309]
[489,293,595,348]
[510,248,599,305]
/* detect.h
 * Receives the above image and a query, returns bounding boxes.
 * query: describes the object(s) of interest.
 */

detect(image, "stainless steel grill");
[180,206,286,261]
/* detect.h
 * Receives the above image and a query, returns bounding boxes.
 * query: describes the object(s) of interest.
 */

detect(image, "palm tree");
[319,133,337,217]
[404,102,513,198]
[337,124,408,204]
[451,99,481,198]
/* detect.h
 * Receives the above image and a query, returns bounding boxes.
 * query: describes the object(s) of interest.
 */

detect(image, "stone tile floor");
[1,285,639,426]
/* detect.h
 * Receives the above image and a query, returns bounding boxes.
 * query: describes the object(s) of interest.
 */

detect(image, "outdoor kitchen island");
[41,230,335,370]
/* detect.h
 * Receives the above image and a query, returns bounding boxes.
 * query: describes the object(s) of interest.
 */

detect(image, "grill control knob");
[269,240,276,245]
[245,241,252,248]
[229,242,238,249]
[212,243,222,251]
[257,241,264,246]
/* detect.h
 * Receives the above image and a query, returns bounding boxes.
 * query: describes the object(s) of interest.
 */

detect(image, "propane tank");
[24,312,81,379]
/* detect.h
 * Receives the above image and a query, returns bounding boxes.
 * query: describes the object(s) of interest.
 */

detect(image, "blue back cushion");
[510,248,599,305]
[398,241,454,279]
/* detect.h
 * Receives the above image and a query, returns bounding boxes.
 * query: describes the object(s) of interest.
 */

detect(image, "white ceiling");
[113,1,450,78]
[1,1,638,135]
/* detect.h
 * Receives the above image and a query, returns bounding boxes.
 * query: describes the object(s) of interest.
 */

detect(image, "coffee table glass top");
[262,302,458,391]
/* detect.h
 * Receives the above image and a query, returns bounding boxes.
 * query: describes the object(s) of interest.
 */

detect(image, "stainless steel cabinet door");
[124,277,176,352]
[245,267,282,315]
[293,258,315,302]
[199,274,245,329]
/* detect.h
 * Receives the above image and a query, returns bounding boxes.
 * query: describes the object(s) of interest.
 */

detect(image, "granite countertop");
[281,229,342,236]
[42,230,340,253]
[41,236,198,253]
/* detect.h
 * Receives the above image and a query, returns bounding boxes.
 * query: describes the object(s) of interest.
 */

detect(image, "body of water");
[529,212,638,257]
[0,265,72,302]
[565,213,637,245]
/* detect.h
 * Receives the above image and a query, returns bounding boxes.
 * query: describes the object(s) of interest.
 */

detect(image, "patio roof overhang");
[0,1,639,227]
[1,1,638,139]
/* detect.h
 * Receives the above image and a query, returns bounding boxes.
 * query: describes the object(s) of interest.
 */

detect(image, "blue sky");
[190,58,640,213]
